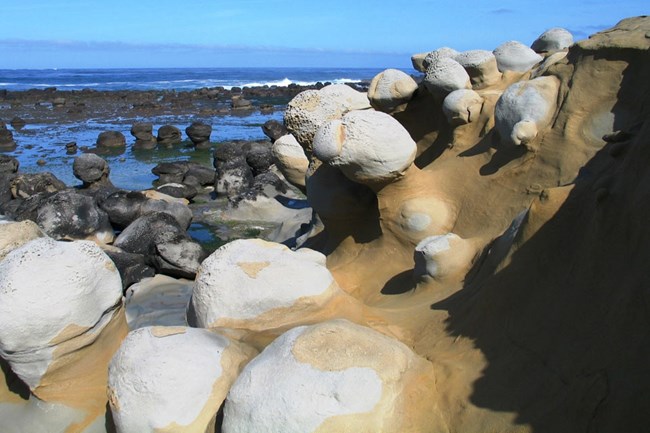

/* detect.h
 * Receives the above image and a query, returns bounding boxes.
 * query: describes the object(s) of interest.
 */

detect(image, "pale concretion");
[312,110,417,184]
[223,319,442,433]
[367,68,418,112]
[0,237,122,389]
[413,233,476,281]
[442,89,484,125]
[531,27,574,53]
[454,49,502,88]
[494,76,561,146]
[283,84,371,150]
[190,239,337,328]
[0,219,45,261]
[424,56,472,96]
[422,47,460,71]
[410,52,428,72]
[108,326,254,433]
[271,133,309,188]
[493,40,543,72]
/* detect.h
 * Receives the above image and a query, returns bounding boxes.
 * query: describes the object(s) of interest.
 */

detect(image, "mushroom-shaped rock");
[283,84,371,150]
[96,130,126,148]
[185,121,212,148]
[223,320,443,433]
[73,153,112,188]
[413,233,476,282]
[157,125,182,147]
[271,134,309,189]
[454,50,502,88]
[0,128,16,150]
[422,47,460,71]
[368,69,418,112]
[190,239,351,334]
[531,27,573,53]
[423,56,471,96]
[108,326,255,433]
[442,89,484,125]
[100,189,192,229]
[0,238,123,392]
[493,41,543,72]
[495,76,561,147]
[313,110,416,185]
[0,219,45,260]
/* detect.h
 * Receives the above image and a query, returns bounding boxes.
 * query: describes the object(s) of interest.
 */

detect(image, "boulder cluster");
[2,16,650,433]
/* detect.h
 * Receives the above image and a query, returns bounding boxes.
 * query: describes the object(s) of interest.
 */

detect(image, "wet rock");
[130,122,158,149]
[10,172,66,199]
[97,130,126,148]
[0,128,16,150]
[99,190,192,230]
[10,117,25,130]
[156,183,198,200]
[102,246,156,291]
[65,141,78,154]
[231,95,253,110]
[245,142,274,175]
[185,122,212,148]
[0,155,19,174]
[157,125,182,147]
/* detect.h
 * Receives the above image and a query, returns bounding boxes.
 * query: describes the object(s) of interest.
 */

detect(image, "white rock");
[424,56,471,96]
[223,319,442,433]
[422,47,459,70]
[271,134,309,188]
[0,237,122,389]
[190,239,338,329]
[493,41,543,72]
[313,110,416,184]
[108,326,254,433]
[368,69,418,112]
[454,49,502,88]
[410,52,428,72]
[531,27,574,53]
[284,84,371,150]
[442,89,484,125]
[494,76,561,147]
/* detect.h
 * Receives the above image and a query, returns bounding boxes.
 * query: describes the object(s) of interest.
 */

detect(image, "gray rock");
[99,190,192,229]
[262,120,288,142]
[10,172,66,199]
[185,122,212,147]
[0,129,16,150]
[73,153,112,187]
[157,125,182,147]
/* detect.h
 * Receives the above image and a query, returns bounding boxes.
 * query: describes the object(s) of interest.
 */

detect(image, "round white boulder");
[108,326,254,433]
[424,56,471,96]
[422,47,459,71]
[0,237,122,389]
[494,76,561,147]
[531,27,574,53]
[284,84,371,150]
[312,110,417,184]
[493,41,543,72]
[413,233,476,282]
[190,239,340,330]
[442,89,484,125]
[222,319,442,433]
[271,134,309,188]
[367,69,418,112]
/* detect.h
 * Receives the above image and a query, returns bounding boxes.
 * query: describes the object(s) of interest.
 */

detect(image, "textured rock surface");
[73,153,112,188]
[424,56,471,96]
[442,89,484,125]
[108,326,255,433]
[96,130,126,148]
[223,320,442,433]
[454,49,502,88]
[271,134,309,188]
[531,27,573,53]
[0,219,45,260]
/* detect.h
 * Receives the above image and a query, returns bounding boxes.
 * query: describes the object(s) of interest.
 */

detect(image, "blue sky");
[0,0,646,69]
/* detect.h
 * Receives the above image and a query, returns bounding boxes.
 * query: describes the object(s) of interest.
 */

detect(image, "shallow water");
[3,110,283,191]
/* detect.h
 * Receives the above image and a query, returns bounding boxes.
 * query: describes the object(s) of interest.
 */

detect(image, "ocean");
[0,67,403,92]
[0,67,415,190]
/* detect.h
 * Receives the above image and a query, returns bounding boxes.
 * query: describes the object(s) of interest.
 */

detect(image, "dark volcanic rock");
[231,96,253,110]
[262,120,289,142]
[103,247,156,291]
[96,130,126,148]
[10,172,66,199]
[130,122,157,149]
[99,190,192,229]
[0,129,16,150]
[0,155,19,174]
[157,125,182,147]
[185,122,212,148]
[156,183,198,200]
[65,142,78,154]
[34,189,114,242]
[152,162,188,185]
[73,153,113,188]
[151,161,215,187]
[246,142,274,175]
[114,212,204,279]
